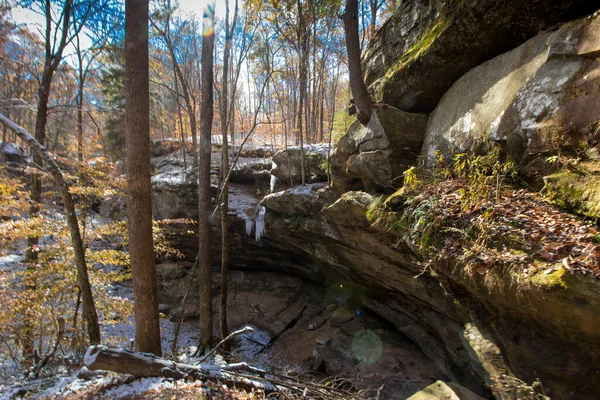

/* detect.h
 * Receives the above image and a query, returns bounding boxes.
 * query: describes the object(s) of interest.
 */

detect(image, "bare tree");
[0,113,100,345]
[125,0,162,355]
[343,0,372,125]
[151,1,200,166]
[198,2,216,350]
[218,0,239,346]
[23,0,99,359]
[297,0,308,185]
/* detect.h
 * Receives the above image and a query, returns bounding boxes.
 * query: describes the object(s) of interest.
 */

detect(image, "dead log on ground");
[84,345,278,392]
[83,344,365,399]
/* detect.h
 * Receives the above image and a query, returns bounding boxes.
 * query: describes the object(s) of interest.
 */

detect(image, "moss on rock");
[543,164,600,219]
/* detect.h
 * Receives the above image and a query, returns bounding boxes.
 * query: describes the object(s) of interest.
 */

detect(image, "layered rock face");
[152,5,600,400]
[363,0,598,112]
[271,144,329,184]
[332,107,428,192]
[258,187,600,400]
[421,13,600,188]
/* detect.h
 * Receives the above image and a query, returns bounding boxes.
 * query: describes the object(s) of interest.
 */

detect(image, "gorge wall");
[151,3,600,399]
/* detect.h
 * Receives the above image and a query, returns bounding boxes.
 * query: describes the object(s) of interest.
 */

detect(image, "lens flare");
[202,2,215,37]
[352,330,382,364]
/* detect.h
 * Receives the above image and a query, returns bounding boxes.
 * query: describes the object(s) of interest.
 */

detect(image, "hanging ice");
[270,161,278,193]
[245,203,266,242]
[255,206,266,241]
[245,218,253,236]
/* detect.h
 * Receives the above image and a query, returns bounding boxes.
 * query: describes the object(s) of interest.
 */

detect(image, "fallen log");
[84,345,278,392]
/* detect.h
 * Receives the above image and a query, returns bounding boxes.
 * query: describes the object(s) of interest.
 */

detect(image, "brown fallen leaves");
[414,180,599,279]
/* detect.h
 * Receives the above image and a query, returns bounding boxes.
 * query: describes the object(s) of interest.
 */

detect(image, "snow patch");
[103,377,176,398]
[488,111,505,141]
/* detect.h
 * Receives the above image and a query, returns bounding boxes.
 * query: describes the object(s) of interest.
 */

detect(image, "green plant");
[403,166,419,190]
[366,196,385,223]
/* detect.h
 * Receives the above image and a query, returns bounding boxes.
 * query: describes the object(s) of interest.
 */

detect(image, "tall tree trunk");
[77,85,84,162]
[198,3,216,349]
[125,0,162,356]
[297,0,307,185]
[343,0,373,125]
[369,0,377,30]
[24,0,75,362]
[76,34,85,163]
[174,75,187,169]
[219,0,238,346]
[0,114,101,345]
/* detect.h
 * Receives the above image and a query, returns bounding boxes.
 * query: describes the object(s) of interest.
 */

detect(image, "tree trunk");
[343,0,373,125]
[219,0,239,347]
[297,0,307,185]
[174,74,187,169]
[24,0,75,361]
[0,113,101,345]
[84,344,277,392]
[76,34,85,163]
[125,0,162,356]
[198,4,216,349]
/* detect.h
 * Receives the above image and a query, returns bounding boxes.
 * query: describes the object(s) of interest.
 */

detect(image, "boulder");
[332,107,428,192]
[421,13,600,188]
[99,194,126,220]
[407,381,486,400]
[261,183,328,216]
[229,159,272,185]
[271,144,329,184]
[363,0,597,113]
[151,170,198,220]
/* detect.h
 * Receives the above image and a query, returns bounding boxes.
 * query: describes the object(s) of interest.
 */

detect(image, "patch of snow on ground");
[287,182,327,195]
[103,377,176,398]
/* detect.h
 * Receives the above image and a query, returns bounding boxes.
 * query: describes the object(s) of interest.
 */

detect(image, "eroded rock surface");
[157,267,443,399]
[363,0,597,112]
[421,13,600,188]
[271,144,329,184]
[332,107,427,192]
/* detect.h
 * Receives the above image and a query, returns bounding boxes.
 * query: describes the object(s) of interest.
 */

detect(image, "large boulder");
[271,144,329,184]
[261,183,328,216]
[421,13,600,188]
[332,107,428,192]
[151,170,198,220]
[363,0,598,113]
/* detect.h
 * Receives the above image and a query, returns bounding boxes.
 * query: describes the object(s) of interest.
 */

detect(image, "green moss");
[366,195,385,223]
[384,187,408,209]
[544,168,600,219]
[531,267,569,290]
[376,0,466,100]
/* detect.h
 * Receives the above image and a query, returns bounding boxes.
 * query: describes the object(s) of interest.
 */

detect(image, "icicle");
[255,206,266,241]
[270,174,278,193]
[245,219,254,236]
